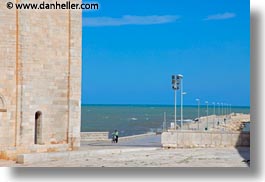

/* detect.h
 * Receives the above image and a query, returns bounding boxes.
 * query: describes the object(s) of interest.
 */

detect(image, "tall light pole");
[163,112,167,132]
[227,104,229,116]
[217,102,220,125]
[181,91,187,130]
[221,102,224,116]
[205,101,209,130]
[224,103,226,117]
[196,98,200,130]
[177,74,183,129]
[212,102,215,128]
[171,75,181,130]
[212,102,215,115]
[224,103,227,118]
[224,103,227,127]
[174,86,177,130]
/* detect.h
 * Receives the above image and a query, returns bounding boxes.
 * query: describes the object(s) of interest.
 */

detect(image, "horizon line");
[81,103,250,107]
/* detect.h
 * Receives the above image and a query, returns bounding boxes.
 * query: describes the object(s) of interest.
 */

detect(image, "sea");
[81,105,250,137]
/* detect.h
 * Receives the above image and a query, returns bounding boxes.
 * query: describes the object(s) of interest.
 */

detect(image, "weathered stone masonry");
[0,0,82,160]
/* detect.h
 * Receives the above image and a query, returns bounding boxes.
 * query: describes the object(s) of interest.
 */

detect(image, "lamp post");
[196,98,200,130]
[174,86,177,130]
[221,102,224,116]
[205,101,209,130]
[217,102,220,126]
[227,103,229,117]
[212,102,215,115]
[163,112,167,132]
[224,103,227,128]
[171,75,182,130]
[224,103,227,118]
[177,74,183,129]
[181,91,187,130]
[212,102,215,128]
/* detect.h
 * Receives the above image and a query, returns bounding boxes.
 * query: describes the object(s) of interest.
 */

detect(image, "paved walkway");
[0,134,250,167]
[1,147,249,167]
[81,134,161,149]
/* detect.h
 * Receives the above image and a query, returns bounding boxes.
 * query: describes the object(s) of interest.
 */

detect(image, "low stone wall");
[0,144,70,161]
[81,132,109,141]
[161,130,250,148]
[16,147,157,164]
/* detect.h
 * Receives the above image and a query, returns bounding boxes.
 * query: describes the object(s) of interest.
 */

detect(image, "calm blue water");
[81,105,250,137]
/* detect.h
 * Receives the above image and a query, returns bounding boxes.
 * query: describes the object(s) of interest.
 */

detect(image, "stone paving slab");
[2,147,250,167]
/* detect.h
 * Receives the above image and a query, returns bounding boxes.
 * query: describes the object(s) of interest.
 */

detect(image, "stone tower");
[0,0,82,160]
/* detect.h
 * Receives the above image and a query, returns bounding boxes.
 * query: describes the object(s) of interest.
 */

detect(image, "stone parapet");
[161,130,250,148]
[81,132,109,141]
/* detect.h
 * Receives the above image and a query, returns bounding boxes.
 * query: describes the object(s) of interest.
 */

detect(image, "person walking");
[114,130,119,143]
[111,131,116,143]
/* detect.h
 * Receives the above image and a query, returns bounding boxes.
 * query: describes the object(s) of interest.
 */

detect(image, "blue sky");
[82,0,250,106]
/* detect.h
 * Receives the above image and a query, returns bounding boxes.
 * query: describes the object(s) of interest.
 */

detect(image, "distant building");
[0,1,82,160]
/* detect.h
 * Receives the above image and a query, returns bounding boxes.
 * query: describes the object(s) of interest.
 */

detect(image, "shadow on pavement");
[235,121,250,166]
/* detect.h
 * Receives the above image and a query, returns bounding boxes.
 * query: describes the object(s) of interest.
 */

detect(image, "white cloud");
[204,12,236,21]
[83,15,180,27]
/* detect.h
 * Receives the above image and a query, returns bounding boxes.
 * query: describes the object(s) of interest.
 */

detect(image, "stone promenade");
[0,134,249,167]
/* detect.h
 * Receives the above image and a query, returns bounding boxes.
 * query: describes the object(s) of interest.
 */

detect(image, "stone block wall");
[161,130,250,148]
[81,132,109,141]
[0,0,82,159]
[0,0,17,148]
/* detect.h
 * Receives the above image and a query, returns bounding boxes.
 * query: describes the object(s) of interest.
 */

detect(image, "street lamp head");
[171,75,179,90]
[196,98,200,101]
[172,85,178,90]
[205,101,208,104]
[177,74,183,79]
[171,75,176,84]
[182,92,187,95]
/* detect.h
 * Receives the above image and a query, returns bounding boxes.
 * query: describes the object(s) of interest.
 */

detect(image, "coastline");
[0,112,250,167]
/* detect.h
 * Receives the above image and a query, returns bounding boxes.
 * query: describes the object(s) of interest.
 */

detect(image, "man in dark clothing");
[114,130,119,143]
